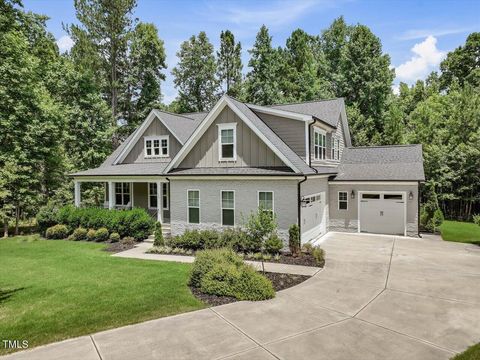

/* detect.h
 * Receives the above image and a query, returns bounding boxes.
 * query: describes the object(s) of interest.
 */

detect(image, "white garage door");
[359,192,405,236]
[301,192,326,242]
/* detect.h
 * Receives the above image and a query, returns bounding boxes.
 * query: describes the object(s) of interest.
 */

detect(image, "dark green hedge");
[37,205,155,240]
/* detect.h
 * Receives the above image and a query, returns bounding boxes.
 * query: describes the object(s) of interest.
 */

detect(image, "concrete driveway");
[3,233,480,360]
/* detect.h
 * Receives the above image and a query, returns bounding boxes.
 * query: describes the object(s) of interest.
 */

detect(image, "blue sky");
[23,0,480,103]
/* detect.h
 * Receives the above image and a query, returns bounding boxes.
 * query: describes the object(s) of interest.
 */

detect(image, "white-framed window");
[314,128,326,160]
[221,191,235,226]
[145,136,169,158]
[258,191,274,214]
[338,191,348,210]
[187,190,200,224]
[148,183,157,208]
[218,123,236,161]
[115,182,131,206]
[331,137,340,160]
[162,183,169,210]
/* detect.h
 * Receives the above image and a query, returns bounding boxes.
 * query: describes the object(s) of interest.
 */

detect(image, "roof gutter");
[297,175,308,243]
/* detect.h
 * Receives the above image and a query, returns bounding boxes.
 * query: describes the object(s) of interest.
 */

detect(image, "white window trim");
[144,135,169,158]
[187,189,200,224]
[115,182,131,207]
[147,182,158,209]
[220,190,235,226]
[257,191,275,213]
[217,123,237,162]
[313,128,326,161]
[338,191,348,210]
[162,183,169,210]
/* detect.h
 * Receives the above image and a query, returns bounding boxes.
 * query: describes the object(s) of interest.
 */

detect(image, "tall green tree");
[70,0,137,136]
[123,22,167,134]
[172,31,219,112]
[217,30,243,97]
[440,32,480,90]
[245,25,284,105]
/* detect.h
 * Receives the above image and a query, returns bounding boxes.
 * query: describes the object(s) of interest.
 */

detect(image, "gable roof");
[165,95,315,174]
[332,144,425,181]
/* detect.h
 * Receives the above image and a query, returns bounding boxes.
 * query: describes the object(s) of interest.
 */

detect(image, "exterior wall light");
[351,190,355,199]
[409,191,414,200]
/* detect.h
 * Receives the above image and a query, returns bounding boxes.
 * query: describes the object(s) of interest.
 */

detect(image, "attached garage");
[359,192,406,236]
[300,177,329,243]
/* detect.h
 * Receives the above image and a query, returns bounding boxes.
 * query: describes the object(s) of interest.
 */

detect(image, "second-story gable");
[310,115,346,166]
[179,106,286,168]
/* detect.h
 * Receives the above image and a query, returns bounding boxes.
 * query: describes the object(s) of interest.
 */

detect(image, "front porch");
[73,178,170,224]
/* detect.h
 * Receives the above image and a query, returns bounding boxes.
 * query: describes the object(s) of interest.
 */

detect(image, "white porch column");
[157,181,163,223]
[74,181,81,208]
[108,181,115,210]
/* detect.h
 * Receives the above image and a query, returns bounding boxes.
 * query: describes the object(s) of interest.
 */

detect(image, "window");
[115,182,130,206]
[221,191,235,226]
[162,183,169,209]
[145,136,169,158]
[148,183,157,208]
[338,191,348,210]
[331,138,340,160]
[218,124,236,161]
[187,190,200,224]
[314,129,326,160]
[362,193,380,200]
[258,191,274,213]
[302,193,322,207]
[384,194,403,200]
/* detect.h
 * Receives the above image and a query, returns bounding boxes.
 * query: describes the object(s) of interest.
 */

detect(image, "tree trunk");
[3,219,8,238]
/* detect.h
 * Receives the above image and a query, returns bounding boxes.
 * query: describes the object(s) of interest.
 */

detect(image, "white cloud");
[392,84,400,95]
[56,35,74,53]
[398,26,475,41]
[395,36,446,83]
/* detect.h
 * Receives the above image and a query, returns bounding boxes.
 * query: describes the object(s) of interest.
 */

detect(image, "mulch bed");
[190,271,311,306]
[263,252,324,268]
[103,241,137,253]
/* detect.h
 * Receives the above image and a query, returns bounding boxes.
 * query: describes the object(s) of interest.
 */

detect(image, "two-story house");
[72,95,425,242]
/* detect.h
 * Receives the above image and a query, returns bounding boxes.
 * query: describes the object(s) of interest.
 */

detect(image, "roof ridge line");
[347,144,421,149]
[267,97,344,107]
[153,109,197,121]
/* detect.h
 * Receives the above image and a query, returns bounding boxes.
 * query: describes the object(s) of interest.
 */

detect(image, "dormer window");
[314,128,326,160]
[218,123,236,161]
[145,136,169,158]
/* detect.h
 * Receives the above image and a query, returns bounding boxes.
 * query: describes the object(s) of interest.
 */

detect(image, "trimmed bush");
[109,232,120,242]
[154,222,164,246]
[189,248,243,288]
[95,227,109,242]
[54,206,154,240]
[36,203,59,234]
[201,230,222,249]
[121,236,136,246]
[231,230,261,253]
[288,224,300,255]
[86,229,97,241]
[72,227,88,241]
[264,233,283,254]
[312,246,325,265]
[45,225,69,239]
[474,214,480,226]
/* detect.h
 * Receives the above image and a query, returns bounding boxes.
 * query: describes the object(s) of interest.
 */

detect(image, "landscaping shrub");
[231,229,261,253]
[168,230,204,250]
[189,248,243,288]
[72,227,88,241]
[192,248,275,301]
[302,242,314,254]
[153,222,164,246]
[121,237,136,246]
[420,182,444,233]
[474,214,480,227]
[109,232,120,242]
[288,224,300,255]
[45,225,69,239]
[312,246,325,265]
[86,229,97,241]
[36,203,59,235]
[244,208,278,244]
[264,233,283,254]
[54,206,154,240]
[95,227,109,242]
[201,229,222,249]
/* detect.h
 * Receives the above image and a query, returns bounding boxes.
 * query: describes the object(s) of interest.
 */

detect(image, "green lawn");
[440,220,480,245]
[0,236,204,355]
[451,343,480,360]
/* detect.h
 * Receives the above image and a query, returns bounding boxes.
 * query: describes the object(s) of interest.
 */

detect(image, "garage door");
[301,192,326,242]
[359,192,405,235]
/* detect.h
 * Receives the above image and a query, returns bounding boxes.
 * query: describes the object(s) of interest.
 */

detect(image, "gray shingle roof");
[72,162,169,176]
[312,166,339,175]
[153,110,203,144]
[168,167,296,176]
[268,98,344,128]
[182,111,208,122]
[228,96,315,174]
[332,144,425,181]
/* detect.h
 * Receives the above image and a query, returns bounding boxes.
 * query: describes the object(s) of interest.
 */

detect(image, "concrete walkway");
[113,241,321,276]
[3,232,480,360]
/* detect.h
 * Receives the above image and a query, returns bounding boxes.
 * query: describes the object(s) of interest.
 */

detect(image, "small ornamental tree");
[244,207,278,251]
